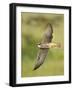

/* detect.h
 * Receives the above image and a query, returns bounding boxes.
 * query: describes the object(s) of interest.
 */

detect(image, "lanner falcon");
[33,24,60,70]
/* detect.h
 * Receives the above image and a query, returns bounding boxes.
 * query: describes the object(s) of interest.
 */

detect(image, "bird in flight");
[33,23,61,70]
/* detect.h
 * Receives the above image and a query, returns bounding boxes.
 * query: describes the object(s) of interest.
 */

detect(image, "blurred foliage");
[21,12,64,77]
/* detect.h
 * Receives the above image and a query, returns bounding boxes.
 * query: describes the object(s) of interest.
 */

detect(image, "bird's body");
[33,24,53,70]
[38,43,61,49]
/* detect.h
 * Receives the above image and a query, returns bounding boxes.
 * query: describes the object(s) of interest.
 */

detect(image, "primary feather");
[33,24,53,70]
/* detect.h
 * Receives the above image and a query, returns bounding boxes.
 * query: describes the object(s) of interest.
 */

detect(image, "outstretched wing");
[33,49,48,70]
[33,24,53,70]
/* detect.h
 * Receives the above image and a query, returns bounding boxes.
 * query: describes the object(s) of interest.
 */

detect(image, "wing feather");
[33,49,48,70]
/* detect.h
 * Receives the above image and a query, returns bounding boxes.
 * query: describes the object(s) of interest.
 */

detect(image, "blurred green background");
[21,12,64,77]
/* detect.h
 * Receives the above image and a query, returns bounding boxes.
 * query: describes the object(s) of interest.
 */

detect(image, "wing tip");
[33,67,38,71]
